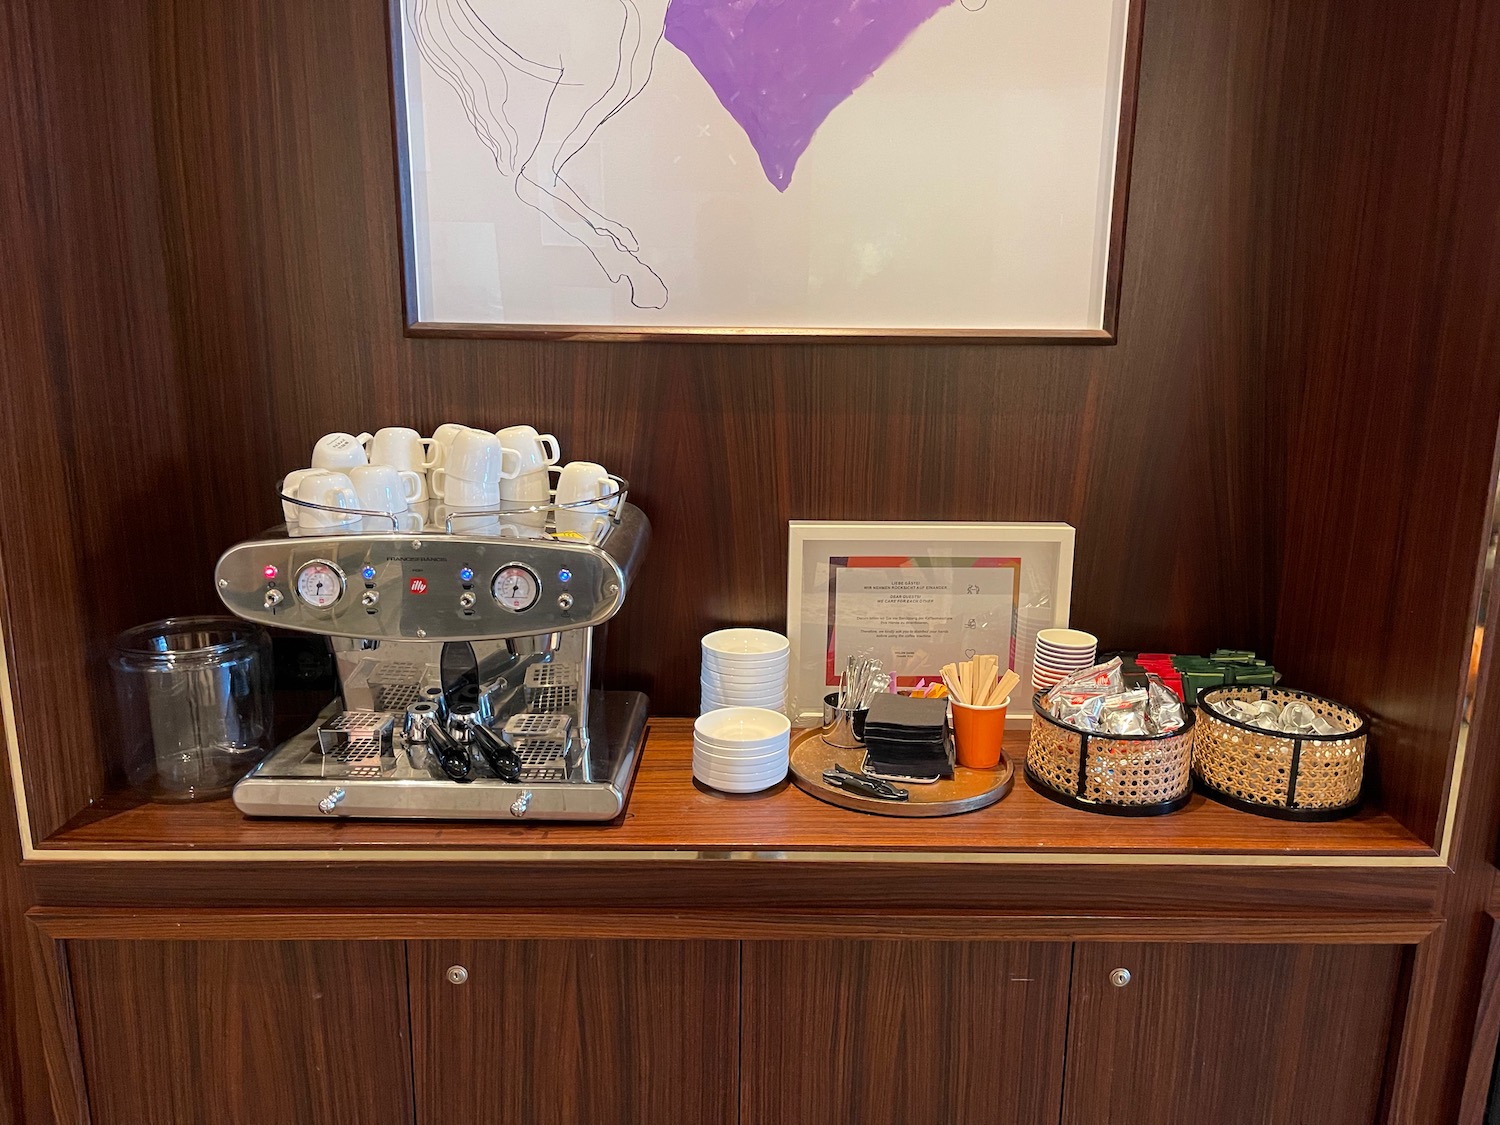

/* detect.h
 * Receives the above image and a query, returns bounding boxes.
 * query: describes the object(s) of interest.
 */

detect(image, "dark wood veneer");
[1063,942,1403,1125]
[410,940,738,1125]
[67,940,414,1125]
[741,941,1070,1125]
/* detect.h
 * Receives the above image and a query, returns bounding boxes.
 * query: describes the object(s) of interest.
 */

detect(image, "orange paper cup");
[951,696,1010,769]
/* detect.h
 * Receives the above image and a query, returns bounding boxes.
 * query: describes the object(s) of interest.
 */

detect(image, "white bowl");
[702,698,786,715]
[701,684,787,702]
[702,629,790,658]
[701,658,790,678]
[693,762,786,793]
[693,735,789,759]
[695,706,791,744]
[701,680,787,698]
[693,750,788,775]
[700,672,787,692]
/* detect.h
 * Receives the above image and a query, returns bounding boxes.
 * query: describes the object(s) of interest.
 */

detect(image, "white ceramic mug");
[554,461,619,540]
[310,432,371,472]
[280,468,319,524]
[496,425,561,475]
[437,477,501,508]
[295,470,359,529]
[431,429,520,497]
[368,428,438,495]
[499,469,550,529]
[350,463,422,514]
[426,423,471,470]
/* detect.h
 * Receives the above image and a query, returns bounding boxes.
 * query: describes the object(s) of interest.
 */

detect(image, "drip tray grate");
[515,737,567,782]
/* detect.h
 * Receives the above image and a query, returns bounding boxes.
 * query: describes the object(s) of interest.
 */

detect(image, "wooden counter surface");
[44,719,1431,859]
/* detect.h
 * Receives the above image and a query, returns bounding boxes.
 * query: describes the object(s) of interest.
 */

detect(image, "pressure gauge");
[295,560,345,608]
[491,564,540,612]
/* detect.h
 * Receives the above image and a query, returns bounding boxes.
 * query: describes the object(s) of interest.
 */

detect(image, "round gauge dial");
[491,564,540,612]
[295,561,345,608]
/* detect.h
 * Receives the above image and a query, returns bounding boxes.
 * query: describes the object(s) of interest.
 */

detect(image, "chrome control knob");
[556,592,574,611]
[361,590,380,608]
[263,589,284,610]
[1109,968,1132,988]
[458,591,477,609]
[510,790,533,818]
[317,788,347,815]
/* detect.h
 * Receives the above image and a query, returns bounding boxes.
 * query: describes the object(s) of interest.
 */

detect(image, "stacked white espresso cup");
[279,425,622,541]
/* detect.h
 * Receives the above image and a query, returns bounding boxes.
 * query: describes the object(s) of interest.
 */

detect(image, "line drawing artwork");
[406,0,984,310]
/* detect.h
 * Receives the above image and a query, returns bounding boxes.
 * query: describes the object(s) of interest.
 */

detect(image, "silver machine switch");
[317,788,347,814]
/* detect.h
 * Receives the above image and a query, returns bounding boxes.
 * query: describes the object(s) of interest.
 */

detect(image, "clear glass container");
[110,616,273,801]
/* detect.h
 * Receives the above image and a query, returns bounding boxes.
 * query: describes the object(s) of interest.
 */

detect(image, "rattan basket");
[1192,686,1367,821]
[1025,692,1196,816]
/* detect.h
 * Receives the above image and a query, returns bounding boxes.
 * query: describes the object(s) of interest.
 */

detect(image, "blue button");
[459,566,475,583]
[558,568,572,583]
[361,566,377,581]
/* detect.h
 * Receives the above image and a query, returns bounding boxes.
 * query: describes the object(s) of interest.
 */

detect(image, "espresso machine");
[214,500,650,820]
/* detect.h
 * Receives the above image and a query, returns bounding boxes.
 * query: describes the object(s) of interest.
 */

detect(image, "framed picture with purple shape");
[390,0,1140,340]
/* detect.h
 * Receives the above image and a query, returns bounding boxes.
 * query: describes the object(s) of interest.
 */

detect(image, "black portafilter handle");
[426,723,472,783]
[470,724,524,783]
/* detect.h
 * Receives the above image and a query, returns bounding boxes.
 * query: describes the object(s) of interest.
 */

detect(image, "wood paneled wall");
[1271,0,1500,842]
[145,0,1299,711]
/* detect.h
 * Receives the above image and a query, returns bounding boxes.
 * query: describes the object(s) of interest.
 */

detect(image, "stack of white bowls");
[700,629,789,715]
[693,707,791,793]
[1032,628,1099,692]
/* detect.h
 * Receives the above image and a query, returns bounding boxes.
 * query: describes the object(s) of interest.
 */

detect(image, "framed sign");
[390,0,1141,340]
[787,521,1076,724]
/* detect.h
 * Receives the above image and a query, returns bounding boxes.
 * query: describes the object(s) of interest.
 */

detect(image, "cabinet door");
[1063,942,1402,1125]
[68,940,413,1125]
[742,940,1071,1125]
[410,939,739,1125]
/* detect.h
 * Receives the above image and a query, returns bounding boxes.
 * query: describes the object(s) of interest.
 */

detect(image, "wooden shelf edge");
[26,905,1442,944]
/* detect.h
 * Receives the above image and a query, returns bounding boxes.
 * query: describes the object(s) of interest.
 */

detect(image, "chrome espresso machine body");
[214,502,650,820]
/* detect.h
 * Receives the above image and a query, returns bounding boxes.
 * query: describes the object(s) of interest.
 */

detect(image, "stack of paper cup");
[700,629,789,715]
[1032,628,1099,692]
[693,707,791,793]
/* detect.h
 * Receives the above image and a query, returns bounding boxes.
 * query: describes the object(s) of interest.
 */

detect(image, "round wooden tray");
[788,728,1013,817]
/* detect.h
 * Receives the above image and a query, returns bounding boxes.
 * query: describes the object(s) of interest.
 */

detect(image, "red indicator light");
[409,577,429,595]
[263,565,279,580]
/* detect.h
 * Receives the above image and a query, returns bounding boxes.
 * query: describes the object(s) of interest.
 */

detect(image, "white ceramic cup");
[430,430,520,498]
[310,432,371,472]
[438,477,501,508]
[296,470,359,529]
[350,463,421,514]
[280,468,319,524]
[499,469,551,530]
[427,423,472,471]
[369,428,438,494]
[554,461,619,539]
[495,425,561,475]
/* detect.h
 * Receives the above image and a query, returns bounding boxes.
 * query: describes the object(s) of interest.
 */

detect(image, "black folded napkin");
[861,694,953,781]
[864,693,947,735]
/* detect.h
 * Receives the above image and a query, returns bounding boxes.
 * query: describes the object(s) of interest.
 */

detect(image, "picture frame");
[388,0,1142,342]
[786,521,1076,725]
